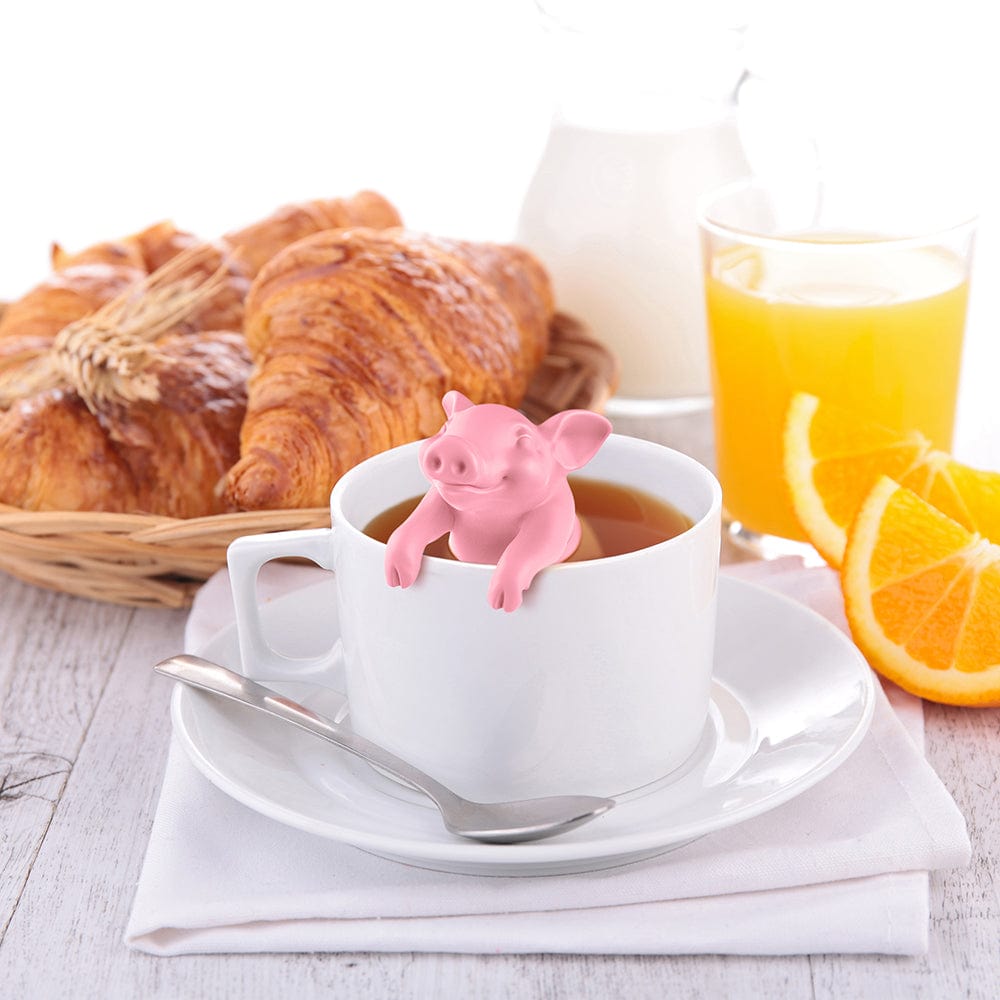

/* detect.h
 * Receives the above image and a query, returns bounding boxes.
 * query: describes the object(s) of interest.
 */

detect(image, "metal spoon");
[155,654,615,844]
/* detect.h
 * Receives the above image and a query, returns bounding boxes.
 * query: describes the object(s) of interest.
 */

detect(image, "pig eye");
[515,434,534,451]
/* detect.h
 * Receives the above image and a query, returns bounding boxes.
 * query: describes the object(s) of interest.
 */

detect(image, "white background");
[0,0,551,285]
[0,0,996,463]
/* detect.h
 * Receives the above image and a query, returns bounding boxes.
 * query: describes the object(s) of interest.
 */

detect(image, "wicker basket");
[0,312,619,608]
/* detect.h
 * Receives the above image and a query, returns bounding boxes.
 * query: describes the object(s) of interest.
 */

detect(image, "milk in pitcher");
[517,116,747,408]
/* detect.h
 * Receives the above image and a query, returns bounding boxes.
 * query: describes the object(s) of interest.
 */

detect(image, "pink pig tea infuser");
[384,390,613,611]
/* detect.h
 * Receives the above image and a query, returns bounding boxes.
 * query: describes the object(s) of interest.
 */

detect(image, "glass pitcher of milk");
[516,1,749,416]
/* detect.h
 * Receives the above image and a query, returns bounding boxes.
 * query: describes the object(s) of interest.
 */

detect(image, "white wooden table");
[1,411,998,1000]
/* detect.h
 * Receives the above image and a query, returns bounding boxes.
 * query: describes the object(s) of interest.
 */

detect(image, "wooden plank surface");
[0,582,134,939]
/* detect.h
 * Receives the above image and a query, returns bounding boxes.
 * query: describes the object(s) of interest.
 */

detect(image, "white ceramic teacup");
[227,434,722,801]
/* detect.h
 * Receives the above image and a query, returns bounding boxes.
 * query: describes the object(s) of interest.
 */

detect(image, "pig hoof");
[503,592,524,613]
[386,560,417,589]
[488,578,525,612]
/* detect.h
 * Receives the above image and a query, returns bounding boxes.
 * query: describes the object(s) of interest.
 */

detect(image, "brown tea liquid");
[363,477,692,561]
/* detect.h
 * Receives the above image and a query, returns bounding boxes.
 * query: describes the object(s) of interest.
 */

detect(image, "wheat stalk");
[0,243,236,412]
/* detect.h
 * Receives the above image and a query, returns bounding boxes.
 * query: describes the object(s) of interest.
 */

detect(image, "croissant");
[0,330,251,516]
[226,228,554,510]
[0,242,247,410]
[0,260,145,344]
[0,219,203,346]
[0,390,141,512]
[223,191,401,278]
[0,192,401,408]
[0,223,233,406]
[0,192,403,516]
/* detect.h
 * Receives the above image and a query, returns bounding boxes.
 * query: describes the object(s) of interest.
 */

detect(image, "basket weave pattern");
[0,312,618,607]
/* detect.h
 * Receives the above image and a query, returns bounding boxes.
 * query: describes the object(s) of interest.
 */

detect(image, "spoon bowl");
[155,654,615,844]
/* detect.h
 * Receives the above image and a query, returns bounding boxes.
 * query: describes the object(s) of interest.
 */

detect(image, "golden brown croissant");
[0,258,149,409]
[226,228,553,510]
[0,389,141,511]
[0,193,401,409]
[0,224,213,406]
[2,220,206,346]
[0,242,248,409]
[223,191,403,278]
[0,192,403,517]
[0,261,146,343]
[0,330,251,517]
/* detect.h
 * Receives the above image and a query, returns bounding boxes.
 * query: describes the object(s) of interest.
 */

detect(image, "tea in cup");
[228,433,722,801]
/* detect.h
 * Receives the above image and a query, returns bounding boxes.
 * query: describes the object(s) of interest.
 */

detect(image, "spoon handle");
[155,654,463,812]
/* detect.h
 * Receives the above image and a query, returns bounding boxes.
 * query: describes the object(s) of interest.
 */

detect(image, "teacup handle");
[227,528,337,681]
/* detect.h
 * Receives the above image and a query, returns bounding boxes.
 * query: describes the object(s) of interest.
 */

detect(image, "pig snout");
[421,436,481,485]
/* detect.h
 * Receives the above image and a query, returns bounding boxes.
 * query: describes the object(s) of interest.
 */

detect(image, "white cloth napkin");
[125,560,970,956]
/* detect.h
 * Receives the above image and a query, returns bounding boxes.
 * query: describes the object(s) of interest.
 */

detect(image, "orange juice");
[705,236,969,540]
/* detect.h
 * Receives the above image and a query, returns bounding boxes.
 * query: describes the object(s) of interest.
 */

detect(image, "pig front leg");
[384,489,455,588]
[487,505,581,613]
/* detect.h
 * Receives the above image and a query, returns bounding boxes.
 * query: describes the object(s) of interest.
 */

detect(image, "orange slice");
[784,393,1000,567]
[843,476,1000,706]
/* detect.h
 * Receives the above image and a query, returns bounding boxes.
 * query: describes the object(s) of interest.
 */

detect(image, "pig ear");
[539,410,612,470]
[442,390,474,418]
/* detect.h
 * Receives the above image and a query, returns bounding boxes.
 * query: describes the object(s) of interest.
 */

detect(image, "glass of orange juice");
[698,177,976,556]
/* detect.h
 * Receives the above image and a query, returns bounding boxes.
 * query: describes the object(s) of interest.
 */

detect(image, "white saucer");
[171,576,876,876]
